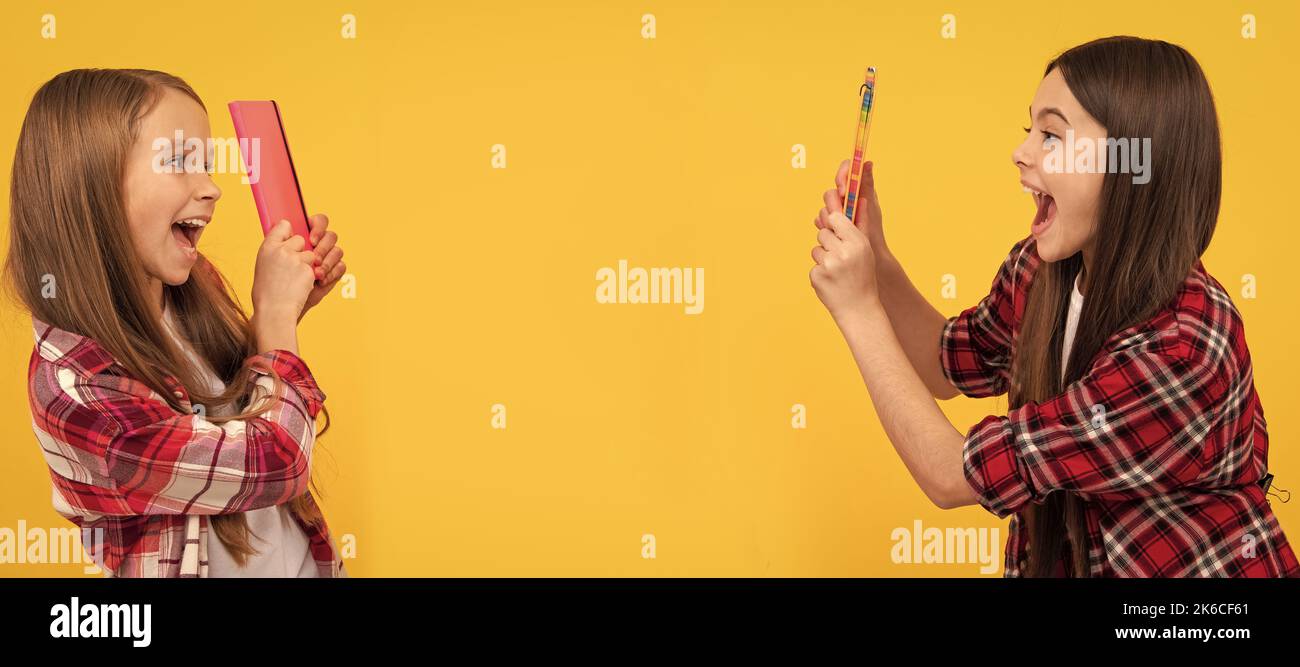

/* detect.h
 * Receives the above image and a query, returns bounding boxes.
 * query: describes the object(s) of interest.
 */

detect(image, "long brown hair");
[3,68,330,566]
[1014,37,1221,576]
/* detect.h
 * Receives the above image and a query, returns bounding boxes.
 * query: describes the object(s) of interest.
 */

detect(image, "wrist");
[832,294,886,331]
[873,242,898,272]
[251,309,299,354]
[252,305,297,327]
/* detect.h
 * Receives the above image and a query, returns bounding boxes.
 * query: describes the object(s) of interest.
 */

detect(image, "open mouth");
[170,218,207,256]
[1026,186,1057,236]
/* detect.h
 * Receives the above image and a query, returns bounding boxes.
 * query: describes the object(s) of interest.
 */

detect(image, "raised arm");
[822,160,959,400]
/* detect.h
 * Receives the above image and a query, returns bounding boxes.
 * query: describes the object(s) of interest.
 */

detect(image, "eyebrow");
[1029,105,1070,125]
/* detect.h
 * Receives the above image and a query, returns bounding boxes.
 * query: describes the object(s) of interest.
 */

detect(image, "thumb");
[266,219,293,242]
[835,159,850,197]
[859,161,877,203]
[853,161,878,225]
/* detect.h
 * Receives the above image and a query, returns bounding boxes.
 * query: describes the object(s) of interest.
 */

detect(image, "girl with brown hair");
[4,69,348,577]
[809,36,1297,576]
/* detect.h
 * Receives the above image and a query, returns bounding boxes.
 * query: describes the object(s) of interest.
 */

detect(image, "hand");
[810,205,881,322]
[252,219,317,323]
[817,159,886,255]
[300,213,346,320]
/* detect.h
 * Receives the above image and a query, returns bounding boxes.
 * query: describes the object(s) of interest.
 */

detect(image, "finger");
[318,246,343,275]
[313,231,338,263]
[825,211,855,241]
[284,234,306,252]
[811,245,827,265]
[267,219,294,242]
[323,260,346,284]
[817,227,840,250]
[836,159,850,197]
[823,187,843,215]
[307,213,330,245]
[298,250,317,266]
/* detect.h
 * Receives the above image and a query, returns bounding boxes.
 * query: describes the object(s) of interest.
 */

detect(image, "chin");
[1035,239,1065,262]
[1036,235,1087,264]
[159,266,195,286]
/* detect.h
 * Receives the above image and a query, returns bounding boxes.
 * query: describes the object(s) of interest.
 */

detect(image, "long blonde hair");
[3,68,329,565]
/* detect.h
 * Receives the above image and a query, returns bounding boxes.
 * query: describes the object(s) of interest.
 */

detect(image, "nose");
[1012,134,1034,171]
[198,175,222,203]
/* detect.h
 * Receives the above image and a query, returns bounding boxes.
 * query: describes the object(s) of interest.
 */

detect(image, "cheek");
[1058,175,1103,250]
[1051,173,1102,222]
[123,179,172,243]
[125,202,159,249]
[122,178,149,233]
[1073,174,1104,228]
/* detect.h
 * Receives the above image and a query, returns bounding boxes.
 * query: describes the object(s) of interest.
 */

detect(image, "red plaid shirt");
[942,235,1299,577]
[27,317,345,578]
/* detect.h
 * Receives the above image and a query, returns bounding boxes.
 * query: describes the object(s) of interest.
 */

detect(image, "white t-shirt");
[161,305,320,578]
[1060,272,1085,381]
[1048,272,1086,575]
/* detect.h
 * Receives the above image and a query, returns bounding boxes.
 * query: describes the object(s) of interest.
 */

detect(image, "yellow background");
[1,0,1296,576]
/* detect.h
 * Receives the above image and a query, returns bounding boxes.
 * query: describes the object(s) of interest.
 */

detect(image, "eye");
[1023,126,1059,147]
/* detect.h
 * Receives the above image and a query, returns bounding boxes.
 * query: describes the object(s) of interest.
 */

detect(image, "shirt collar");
[31,315,120,377]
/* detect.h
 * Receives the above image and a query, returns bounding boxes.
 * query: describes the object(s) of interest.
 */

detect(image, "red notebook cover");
[228,100,314,250]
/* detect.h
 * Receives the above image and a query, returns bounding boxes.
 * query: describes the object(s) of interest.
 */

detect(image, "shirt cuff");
[962,414,1038,518]
[245,350,327,417]
[939,316,961,387]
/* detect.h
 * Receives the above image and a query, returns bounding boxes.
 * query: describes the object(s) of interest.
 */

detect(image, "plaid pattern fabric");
[941,235,1299,577]
[27,316,346,578]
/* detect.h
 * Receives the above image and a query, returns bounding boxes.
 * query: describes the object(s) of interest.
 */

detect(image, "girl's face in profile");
[121,87,222,290]
[1013,68,1105,268]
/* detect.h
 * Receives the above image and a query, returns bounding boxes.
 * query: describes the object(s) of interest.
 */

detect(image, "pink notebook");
[228,100,314,250]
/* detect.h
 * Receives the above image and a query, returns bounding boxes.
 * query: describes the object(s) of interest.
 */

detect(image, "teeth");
[174,219,207,228]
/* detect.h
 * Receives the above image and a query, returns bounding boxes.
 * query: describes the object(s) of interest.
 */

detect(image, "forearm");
[833,300,977,509]
[874,247,960,400]
[252,310,299,355]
